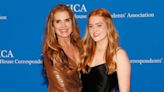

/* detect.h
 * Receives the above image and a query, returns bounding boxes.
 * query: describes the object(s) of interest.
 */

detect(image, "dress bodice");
[81,64,119,92]
[45,58,82,92]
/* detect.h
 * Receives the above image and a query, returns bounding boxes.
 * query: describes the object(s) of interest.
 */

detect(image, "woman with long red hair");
[42,4,83,92]
[81,8,131,92]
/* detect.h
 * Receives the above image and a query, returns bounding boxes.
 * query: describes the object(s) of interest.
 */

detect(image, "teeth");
[63,30,66,32]
[61,29,67,32]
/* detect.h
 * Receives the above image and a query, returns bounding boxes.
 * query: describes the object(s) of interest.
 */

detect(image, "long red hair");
[82,8,119,74]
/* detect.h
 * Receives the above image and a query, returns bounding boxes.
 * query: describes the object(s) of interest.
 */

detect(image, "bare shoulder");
[114,48,130,64]
[114,48,131,92]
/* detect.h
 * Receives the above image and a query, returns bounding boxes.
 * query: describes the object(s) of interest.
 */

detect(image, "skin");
[88,15,108,67]
[53,11,80,65]
[88,15,131,92]
[53,11,72,39]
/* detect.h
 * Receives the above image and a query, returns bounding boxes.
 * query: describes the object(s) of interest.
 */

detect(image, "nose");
[92,26,97,32]
[93,26,95,31]
[61,21,66,27]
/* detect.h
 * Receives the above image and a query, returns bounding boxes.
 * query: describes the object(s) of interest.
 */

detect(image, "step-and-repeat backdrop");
[0,0,163,92]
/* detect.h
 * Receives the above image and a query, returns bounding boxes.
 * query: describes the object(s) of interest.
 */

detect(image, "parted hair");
[81,8,119,74]
[42,4,83,72]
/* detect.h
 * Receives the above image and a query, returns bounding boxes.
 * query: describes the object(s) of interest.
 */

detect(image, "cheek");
[53,23,60,29]
[67,22,72,26]
[55,29,60,35]
[101,30,107,37]
[68,24,72,29]
[101,26,108,34]
[68,24,73,30]
[89,30,94,37]
[66,21,72,27]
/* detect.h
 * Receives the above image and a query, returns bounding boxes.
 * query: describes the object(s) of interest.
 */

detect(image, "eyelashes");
[88,24,103,30]
[54,18,72,24]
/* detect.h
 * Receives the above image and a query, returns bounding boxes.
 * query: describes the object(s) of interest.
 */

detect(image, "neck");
[58,36,71,49]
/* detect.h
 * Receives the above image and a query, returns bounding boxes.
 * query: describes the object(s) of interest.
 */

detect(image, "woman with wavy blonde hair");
[81,8,131,92]
[42,4,83,92]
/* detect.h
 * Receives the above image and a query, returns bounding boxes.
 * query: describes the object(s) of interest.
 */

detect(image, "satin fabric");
[81,64,118,92]
[44,58,82,92]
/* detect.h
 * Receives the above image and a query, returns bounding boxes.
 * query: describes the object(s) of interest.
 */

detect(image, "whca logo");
[0,50,14,58]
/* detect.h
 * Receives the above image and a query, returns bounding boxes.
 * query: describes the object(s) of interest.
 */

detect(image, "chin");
[60,33,71,37]
[61,35,70,38]
[57,34,70,38]
[93,38,100,42]
[93,36,106,42]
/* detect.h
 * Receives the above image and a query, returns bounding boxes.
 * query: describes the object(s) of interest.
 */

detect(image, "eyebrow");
[55,18,71,21]
[88,22,103,25]
[65,18,71,20]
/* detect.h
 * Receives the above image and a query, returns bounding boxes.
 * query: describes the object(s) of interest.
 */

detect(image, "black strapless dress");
[81,64,119,92]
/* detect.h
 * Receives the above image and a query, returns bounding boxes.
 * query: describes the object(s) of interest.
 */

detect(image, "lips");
[93,31,101,37]
[60,29,68,33]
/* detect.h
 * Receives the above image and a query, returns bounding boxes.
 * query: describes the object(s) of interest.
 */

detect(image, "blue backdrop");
[0,0,164,92]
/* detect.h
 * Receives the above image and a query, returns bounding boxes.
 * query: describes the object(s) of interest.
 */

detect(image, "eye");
[55,20,60,23]
[97,25,102,27]
[65,18,71,22]
[88,25,93,29]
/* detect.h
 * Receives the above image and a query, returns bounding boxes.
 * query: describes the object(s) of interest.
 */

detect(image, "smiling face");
[88,15,108,42]
[53,11,72,39]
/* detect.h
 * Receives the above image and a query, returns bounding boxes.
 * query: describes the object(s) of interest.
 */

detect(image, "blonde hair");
[82,8,119,74]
